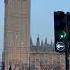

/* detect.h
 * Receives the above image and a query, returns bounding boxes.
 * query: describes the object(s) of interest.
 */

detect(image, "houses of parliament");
[2,0,67,70]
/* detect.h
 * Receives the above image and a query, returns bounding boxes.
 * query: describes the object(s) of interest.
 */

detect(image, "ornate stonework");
[4,0,31,70]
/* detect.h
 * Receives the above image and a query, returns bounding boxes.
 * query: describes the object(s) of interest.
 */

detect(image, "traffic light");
[54,11,67,53]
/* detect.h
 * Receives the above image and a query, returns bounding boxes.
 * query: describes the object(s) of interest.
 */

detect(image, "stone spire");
[36,35,40,47]
[51,40,53,47]
[41,40,43,47]
[30,37,33,47]
[44,37,47,46]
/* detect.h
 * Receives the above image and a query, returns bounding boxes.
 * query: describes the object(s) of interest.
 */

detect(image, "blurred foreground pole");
[65,12,70,70]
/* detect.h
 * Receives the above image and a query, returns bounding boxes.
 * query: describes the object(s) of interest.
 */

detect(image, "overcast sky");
[0,0,70,61]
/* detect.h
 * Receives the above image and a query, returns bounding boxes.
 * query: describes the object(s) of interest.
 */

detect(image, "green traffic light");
[56,31,68,40]
[60,35,64,38]
[59,31,67,39]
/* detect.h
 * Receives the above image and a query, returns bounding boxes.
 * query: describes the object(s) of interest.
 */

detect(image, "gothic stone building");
[3,0,30,70]
[3,0,66,70]
[29,37,66,70]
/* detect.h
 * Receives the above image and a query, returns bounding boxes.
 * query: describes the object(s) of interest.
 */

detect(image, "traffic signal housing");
[54,11,67,53]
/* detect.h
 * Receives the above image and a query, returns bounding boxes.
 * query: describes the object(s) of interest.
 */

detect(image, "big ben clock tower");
[3,0,31,70]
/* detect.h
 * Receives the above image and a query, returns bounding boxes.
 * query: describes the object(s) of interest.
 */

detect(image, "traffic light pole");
[65,43,69,70]
[65,14,69,70]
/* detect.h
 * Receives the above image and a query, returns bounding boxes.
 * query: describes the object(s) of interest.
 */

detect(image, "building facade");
[30,37,66,70]
[3,0,31,70]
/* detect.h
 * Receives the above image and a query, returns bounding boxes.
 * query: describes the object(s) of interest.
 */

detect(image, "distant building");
[30,37,65,70]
